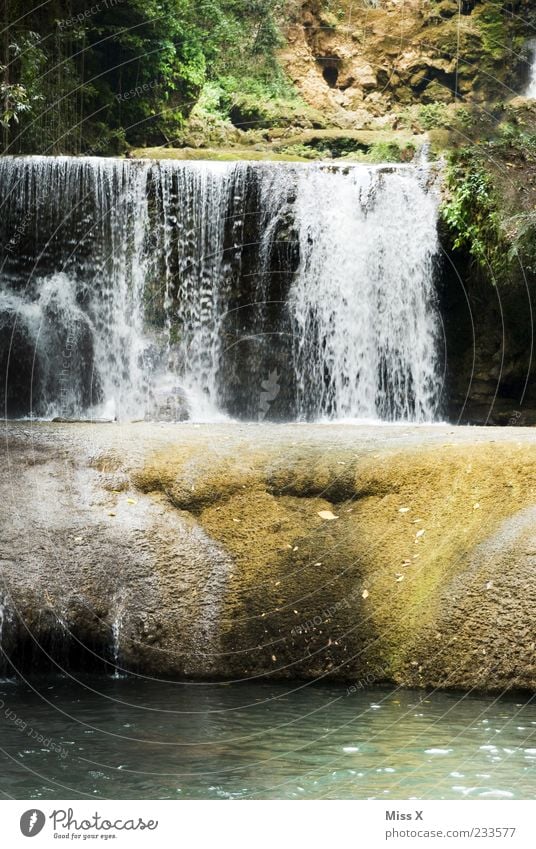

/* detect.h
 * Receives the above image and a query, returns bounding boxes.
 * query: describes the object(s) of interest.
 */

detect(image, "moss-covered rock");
[278,0,528,120]
[4,422,532,690]
[133,429,536,690]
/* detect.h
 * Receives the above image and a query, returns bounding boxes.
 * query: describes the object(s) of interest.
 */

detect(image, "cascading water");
[111,613,123,679]
[290,165,440,421]
[0,155,441,423]
[0,156,152,420]
[526,40,536,98]
[153,161,248,420]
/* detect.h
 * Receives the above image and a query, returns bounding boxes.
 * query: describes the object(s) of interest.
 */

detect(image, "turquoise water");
[0,677,534,800]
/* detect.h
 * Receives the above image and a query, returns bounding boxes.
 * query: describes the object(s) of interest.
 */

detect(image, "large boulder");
[1,422,535,692]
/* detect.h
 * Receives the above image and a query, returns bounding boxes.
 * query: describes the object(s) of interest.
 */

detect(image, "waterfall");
[111,614,123,679]
[152,161,248,420]
[526,40,536,98]
[0,156,152,420]
[109,592,127,679]
[0,155,441,423]
[290,165,440,421]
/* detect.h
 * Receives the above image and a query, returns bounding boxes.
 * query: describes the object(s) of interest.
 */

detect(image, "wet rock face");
[0,303,98,418]
[1,422,536,692]
[0,316,38,417]
[0,427,234,679]
[208,169,299,421]
[146,385,190,422]
[408,505,536,692]
[438,239,536,426]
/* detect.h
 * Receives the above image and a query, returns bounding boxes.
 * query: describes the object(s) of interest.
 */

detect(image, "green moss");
[131,146,314,162]
[474,4,510,62]
[318,10,339,30]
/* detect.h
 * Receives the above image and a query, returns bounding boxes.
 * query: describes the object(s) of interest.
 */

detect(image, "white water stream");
[526,40,536,98]
[0,156,441,422]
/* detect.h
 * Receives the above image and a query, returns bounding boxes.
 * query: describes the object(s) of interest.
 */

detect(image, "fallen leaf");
[415,529,425,538]
[127,498,137,505]
[108,511,116,517]
[318,510,339,521]
[395,573,405,582]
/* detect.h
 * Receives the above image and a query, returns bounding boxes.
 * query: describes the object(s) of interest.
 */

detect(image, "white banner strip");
[1,800,534,848]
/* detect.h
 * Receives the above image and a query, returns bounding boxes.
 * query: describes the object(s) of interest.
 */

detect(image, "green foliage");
[491,120,536,160]
[0,79,31,129]
[3,31,46,129]
[418,103,450,130]
[1,0,291,153]
[367,141,414,163]
[442,149,504,279]
[277,142,322,160]
[441,99,536,289]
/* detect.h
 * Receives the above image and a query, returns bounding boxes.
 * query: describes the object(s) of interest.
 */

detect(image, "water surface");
[0,677,534,800]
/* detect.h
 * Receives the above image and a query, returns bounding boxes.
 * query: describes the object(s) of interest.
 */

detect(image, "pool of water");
[0,676,534,799]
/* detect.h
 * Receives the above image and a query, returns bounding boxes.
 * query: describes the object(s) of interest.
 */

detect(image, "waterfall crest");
[0,156,441,422]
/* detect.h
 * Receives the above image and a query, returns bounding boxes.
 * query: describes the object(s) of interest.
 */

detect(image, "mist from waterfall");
[0,156,442,423]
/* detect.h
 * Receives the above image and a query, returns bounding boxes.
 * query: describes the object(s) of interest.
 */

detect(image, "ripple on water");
[0,679,533,800]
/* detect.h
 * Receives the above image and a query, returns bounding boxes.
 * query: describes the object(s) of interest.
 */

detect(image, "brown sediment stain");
[135,439,536,688]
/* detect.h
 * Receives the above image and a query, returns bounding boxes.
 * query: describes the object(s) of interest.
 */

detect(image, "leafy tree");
[0,0,290,153]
